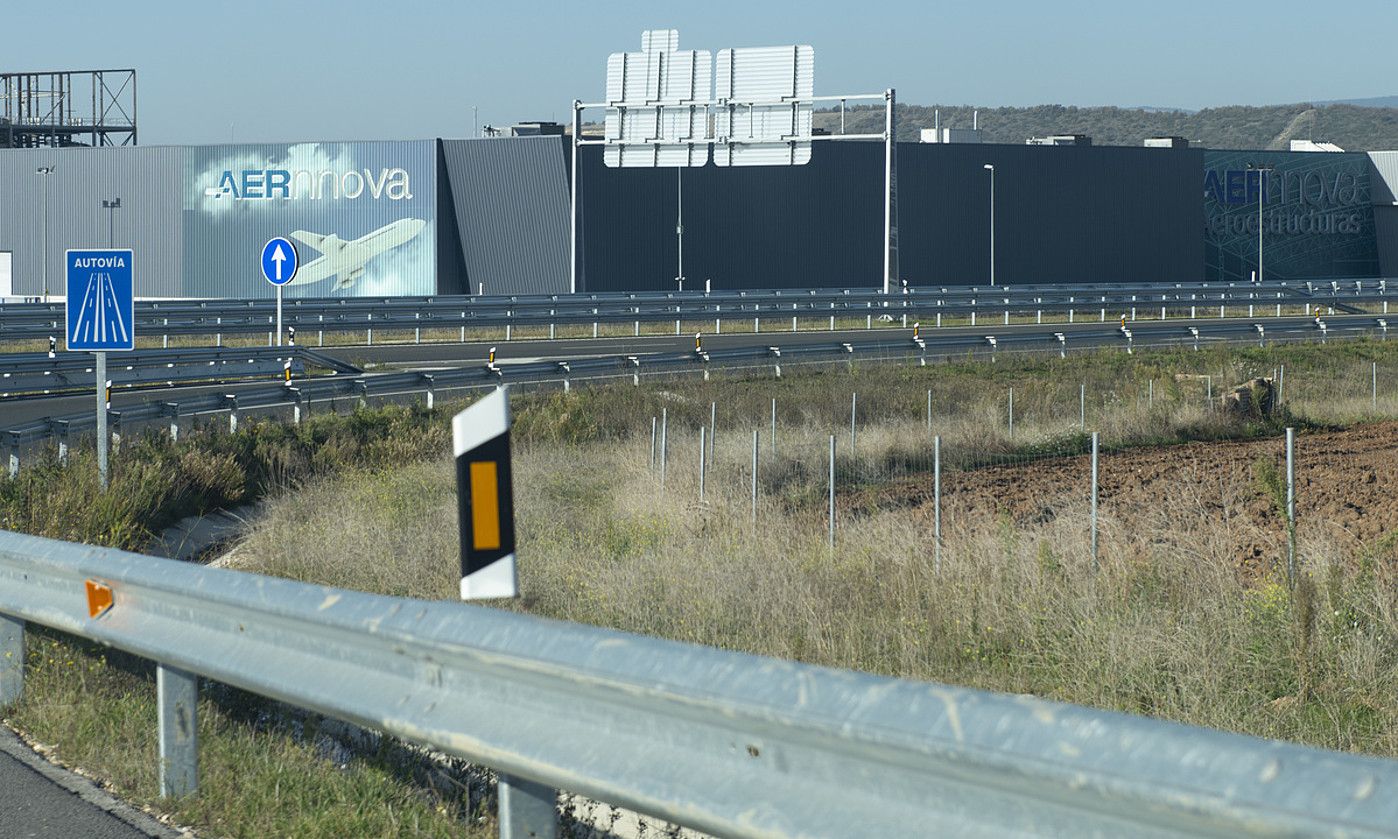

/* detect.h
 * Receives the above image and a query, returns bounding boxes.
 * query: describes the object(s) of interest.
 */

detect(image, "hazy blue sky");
[9,0,1394,145]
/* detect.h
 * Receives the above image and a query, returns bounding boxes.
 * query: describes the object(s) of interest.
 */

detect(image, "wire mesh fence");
[632,355,1398,588]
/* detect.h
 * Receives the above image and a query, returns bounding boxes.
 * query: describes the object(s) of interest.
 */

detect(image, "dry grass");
[231,416,1398,757]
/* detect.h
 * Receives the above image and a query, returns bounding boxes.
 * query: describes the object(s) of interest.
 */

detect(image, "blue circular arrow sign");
[260,237,299,286]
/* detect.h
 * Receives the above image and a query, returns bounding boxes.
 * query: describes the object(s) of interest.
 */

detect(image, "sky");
[8,0,1395,146]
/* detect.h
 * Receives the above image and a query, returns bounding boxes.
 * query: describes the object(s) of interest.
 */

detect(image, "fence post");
[1080,383,1086,431]
[498,775,559,839]
[660,408,668,490]
[709,401,717,463]
[751,430,759,525]
[699,426,707,503]
[651,417,658,469]
[828,435,836,548]
[1008,387,1014,439]
[926,389,932,432]
[770,398,777,461]
[1091,431,1100,571]
[0,613,22,706]
[1286,427,1296,589]
[933,435,942,574]
[1148,379,1153,410]
[850,392,857,455]
[1373,361,1378,411]
[157,664,198,798]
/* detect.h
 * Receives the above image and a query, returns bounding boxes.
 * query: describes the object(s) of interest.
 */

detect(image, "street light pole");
[36,166,55,301]
[1248,163,1273,283]
[102,198,122,248]
[983,164,995,287]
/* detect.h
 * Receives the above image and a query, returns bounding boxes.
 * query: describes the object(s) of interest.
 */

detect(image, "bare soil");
[891,422,1398,575]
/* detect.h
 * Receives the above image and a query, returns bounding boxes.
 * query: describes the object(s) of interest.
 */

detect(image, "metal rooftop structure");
[1,69,137,149]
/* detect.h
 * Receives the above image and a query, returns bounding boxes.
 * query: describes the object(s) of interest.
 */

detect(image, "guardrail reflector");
[85,579,113,618]
[453,387,516,599]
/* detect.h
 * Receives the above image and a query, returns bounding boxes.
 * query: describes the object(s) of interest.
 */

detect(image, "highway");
[1,314,1383,438]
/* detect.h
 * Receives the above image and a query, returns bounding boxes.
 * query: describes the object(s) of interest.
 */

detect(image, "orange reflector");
[85,579,113,619]
[469,461,501,550]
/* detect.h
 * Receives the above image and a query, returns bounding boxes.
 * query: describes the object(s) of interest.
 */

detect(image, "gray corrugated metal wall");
[440,137,570,295]
[577,142,1203,292]
[0,146,184,298]
[1370,152,1398,205]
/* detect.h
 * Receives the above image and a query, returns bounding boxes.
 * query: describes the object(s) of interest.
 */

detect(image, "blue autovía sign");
[65,249,134,351]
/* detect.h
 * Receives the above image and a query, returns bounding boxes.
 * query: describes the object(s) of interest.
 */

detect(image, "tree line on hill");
[815,102,1398,151]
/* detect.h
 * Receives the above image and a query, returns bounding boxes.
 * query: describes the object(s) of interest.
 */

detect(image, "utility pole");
[37,166,55,301]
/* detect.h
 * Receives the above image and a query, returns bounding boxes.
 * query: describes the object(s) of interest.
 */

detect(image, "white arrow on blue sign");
[261,237,299,286]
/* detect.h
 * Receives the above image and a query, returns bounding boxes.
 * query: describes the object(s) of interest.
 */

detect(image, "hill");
[815,102,1398,151]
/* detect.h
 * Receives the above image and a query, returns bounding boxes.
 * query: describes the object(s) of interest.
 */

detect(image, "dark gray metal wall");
[0,146,184,298]
[577,142,881,293]
[577,142,1204,291]
[1377,207,1398,277]
[440,137,570,296]
[900,143,1203,286]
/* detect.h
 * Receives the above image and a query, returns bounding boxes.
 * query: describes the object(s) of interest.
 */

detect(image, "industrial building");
[2,133,1396,299]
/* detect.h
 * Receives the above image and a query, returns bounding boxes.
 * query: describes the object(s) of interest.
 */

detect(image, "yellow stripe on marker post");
[453,387,517,599]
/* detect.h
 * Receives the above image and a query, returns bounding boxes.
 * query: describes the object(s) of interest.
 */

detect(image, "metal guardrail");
[1,280,1393,345]
[1,529,1396,837]
[4,314,1391,474]
[0,346,338,397]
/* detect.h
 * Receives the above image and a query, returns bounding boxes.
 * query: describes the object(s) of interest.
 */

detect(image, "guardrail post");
[0,613,22,706]
[497,774,558,839]
[157,664,198,798]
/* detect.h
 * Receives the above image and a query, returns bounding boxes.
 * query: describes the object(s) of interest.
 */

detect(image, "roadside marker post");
[454,387,518,600]
[66,248,134,491]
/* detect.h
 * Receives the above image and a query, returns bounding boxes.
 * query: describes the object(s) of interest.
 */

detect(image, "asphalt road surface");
[0,726,180,838]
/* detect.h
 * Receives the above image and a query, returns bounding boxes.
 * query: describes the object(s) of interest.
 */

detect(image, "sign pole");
[570,99,580,295]
[276,285,283,347]
[96,350,108,489]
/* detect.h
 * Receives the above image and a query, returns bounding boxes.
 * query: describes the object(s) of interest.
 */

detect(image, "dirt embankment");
[896,423,1398,573]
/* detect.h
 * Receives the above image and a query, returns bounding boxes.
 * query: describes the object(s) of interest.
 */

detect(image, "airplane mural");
[286,218,427,289]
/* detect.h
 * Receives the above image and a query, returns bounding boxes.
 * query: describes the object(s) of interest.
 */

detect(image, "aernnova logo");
[204,168,413,201]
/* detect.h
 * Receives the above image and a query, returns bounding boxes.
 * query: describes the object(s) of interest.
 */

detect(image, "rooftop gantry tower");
[1,68,137,149]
